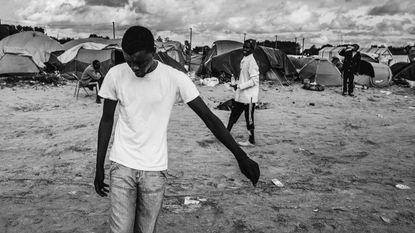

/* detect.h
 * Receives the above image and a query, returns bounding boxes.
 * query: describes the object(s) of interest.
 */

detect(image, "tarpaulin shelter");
[319,46,392,64]
[204,46,298,82]
[299,58,342,86]
[63,38,121,50]
[57,42,186,78]
[0,31,63,75]
[390,62,410,77]
[393,62,415,81]
[197,40,243,75]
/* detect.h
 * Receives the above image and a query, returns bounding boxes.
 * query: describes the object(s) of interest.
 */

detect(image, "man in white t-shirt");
[94,26,260,233]
[227,39,259,147]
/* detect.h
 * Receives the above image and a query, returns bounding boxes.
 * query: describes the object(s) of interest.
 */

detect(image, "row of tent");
[196,41,394,87]
[0,31,187,77]
[1,32,413,88]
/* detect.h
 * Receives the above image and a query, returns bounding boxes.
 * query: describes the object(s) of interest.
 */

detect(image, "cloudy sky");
[1,0,414,48]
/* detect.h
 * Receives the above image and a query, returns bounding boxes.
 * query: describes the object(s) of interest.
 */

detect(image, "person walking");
[227,39,259,146]
[94,26,260,233]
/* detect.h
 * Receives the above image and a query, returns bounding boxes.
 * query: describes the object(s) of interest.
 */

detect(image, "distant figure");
[339,44,361,96]
[184,40,191,55]
[408,46,415,63]
[227,39,259,146]
[81,60,103,103]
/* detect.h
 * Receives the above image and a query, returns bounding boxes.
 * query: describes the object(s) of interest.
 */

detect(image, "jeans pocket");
[109,162,120,175]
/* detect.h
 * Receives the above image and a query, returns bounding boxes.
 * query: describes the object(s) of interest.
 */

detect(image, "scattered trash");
[183,196,207,205]
[332,207,347,212]
[295,148,314,156]
[313,208,319,212]
[309,103,315,106]
[271,179,284,188]
[68,191,78,195]
[292,101,295,104]
[380,216,391,223]
[395,184,411,190]
[376,114,384,118]
[380,90,392,95]
[199,77,219,87]
[409,106,415,109]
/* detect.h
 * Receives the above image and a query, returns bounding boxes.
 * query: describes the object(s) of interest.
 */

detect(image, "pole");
[112,22,115,39]
[189,27,192,71]
[275,35,278,49]
[302,38,305,54]
[243,33,246,42]
[295,37,297,54]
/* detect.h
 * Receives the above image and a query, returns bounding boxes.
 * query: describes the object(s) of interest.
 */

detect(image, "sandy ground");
[0,80,415,233]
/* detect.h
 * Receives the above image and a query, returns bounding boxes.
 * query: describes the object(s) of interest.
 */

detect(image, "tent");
[319,46,393,65]
[205,46,297,82]
[57,42,186,78]
[197,40,243,75]
[0,31,63,75]
[390,62,410,77]
[63,38,121,50]
[288,56,314,70]
[393,62,415,81]
[358,47,393,65]
[299,58,342,86]
[155,41,186,65]
[355,60,392,87]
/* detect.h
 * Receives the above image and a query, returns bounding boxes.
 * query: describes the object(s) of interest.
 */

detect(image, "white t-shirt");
[98,62,200,171]
[235,54,260,103]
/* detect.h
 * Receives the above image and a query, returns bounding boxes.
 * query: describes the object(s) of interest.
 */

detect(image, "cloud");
[368,1,404,16]
[11,0,415,47]
[85,0,128,7]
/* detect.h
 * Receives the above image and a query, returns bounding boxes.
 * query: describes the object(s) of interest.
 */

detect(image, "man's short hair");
[92,60,100,66]
[244,39,257,50]
[122,26,156,55]
[352,44,360,50]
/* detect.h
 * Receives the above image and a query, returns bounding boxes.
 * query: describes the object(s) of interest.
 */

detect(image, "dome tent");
[299,58,342,86]
[0,31,63,75]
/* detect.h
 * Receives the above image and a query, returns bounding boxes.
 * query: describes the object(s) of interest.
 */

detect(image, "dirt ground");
[0,80,414,233]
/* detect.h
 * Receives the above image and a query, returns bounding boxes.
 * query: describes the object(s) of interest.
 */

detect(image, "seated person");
[81,60,103,103]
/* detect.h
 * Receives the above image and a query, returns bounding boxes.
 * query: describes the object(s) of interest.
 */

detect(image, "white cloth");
[58,42,108,64]
[98,62,200,171]
[235,54,259,103]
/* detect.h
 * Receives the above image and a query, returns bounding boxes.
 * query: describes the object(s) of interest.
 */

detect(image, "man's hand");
[237,157,260,186]
[230,84,238,90]
[94,168,109,197]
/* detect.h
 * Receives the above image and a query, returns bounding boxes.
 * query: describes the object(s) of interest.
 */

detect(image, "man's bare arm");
[187,96,260,186]
[94,99,118,197]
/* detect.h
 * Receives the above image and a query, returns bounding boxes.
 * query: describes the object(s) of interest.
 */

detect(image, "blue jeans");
[109,162,166,233]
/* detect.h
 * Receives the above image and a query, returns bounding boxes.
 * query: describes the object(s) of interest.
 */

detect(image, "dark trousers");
[85,79,103,101]
[227,101,256,144]
[343,72,354,94]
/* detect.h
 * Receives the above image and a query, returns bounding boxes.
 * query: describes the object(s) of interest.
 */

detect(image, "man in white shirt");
[227,39,260,147]
[94,26,260,233]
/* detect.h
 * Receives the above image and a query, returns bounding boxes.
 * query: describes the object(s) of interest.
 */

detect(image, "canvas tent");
[0,31,63,75]
[299,58,342,86]
[155,41,186,65]
[197,40,243,75]
[354,60,392,87]
[319,46,393,65]
[390,62,410,77]
[63,38,121,50]
[393,62,415,81]
[288,56,315,70]
[203,46,298,82]
[57,42,186,78]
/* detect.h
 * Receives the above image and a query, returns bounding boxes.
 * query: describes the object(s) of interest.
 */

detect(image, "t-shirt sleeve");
[175,72,200,104]
[98,68,118,101]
